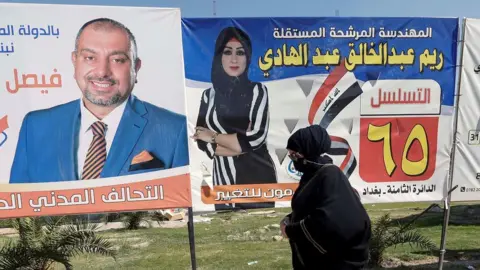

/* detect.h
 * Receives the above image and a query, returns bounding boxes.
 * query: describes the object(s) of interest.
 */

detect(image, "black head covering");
[287,125,331,159]
[209,27,257,134]
[287,125,332,175]
[211,26,255,97]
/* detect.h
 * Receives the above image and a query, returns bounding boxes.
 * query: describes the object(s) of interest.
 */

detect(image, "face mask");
[292,157,326,173]
[292,158,309,173]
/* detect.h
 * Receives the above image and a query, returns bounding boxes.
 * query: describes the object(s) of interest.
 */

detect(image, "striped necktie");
[82,121,107,180]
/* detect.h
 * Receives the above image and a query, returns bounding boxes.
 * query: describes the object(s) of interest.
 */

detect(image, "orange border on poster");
[201,182,299,204]
[0,174,192,219]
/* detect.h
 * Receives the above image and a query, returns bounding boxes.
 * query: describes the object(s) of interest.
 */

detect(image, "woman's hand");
[192,127,243,155]
[280,215,290,239]
[192,127,217,143]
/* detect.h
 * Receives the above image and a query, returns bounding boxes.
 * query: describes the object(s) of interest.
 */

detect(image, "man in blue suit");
[9,18,189,184]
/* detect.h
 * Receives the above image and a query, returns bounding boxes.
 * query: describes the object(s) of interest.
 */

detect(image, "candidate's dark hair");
[74,18,139,62]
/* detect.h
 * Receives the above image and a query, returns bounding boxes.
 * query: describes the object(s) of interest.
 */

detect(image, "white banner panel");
[451,18,480,201]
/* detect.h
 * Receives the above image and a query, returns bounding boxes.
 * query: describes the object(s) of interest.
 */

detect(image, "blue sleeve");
[172,120,190,168]
[10,113,31,183]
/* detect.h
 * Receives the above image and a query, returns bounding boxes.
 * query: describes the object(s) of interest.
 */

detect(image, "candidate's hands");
[192,127,217,143]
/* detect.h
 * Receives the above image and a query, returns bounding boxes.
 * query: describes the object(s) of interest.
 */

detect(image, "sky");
[0,0,478,18]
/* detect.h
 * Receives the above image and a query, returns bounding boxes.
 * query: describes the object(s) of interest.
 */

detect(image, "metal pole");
[187,207,197,270]
[438,18,466,270]
[438,185,459,270]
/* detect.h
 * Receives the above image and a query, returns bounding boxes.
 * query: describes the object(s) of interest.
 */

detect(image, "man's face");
[72,25,141,108]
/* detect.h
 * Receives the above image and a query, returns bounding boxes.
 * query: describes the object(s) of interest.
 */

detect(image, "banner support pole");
[187,207,197,270]
[438,17,466,270]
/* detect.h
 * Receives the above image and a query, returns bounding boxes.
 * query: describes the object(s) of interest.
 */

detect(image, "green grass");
[0,202,479,269]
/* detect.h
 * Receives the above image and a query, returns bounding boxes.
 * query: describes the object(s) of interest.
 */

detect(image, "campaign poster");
[0,3,192,218]
[182,17,459,211]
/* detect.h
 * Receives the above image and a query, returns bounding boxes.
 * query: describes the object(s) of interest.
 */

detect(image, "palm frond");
[57,222,102,238]
[43,216,67,235]
[0,240,34,270]
[11,217,44,249]
[389,230,437,250]
[372,214,392,234]
[68,235,117,259]
[121,211,150,230]
[32,244,73,270]
[55,224,117,259]
[0,217,115,269]
[367,213,436,268]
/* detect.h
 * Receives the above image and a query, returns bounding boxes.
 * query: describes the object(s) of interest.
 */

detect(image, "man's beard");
[82,72,136,107]
[84,89,126,107]
[83,76,130,107]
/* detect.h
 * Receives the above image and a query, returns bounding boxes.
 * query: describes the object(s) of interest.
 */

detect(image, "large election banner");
[182,17,459,212]
[451,18,480,201]
[0,3,192,218]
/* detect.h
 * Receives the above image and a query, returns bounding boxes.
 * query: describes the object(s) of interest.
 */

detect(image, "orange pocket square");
[131,150,154,165]
[129,150,165,172]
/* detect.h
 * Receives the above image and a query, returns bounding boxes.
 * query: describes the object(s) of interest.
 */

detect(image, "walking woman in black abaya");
[191,26,278,211]
[280,125,371,270]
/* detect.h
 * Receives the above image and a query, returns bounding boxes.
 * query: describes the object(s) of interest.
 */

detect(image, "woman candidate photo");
[192,26,278,211]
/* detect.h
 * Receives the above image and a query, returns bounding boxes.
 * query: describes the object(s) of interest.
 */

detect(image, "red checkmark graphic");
[0,116,9,133]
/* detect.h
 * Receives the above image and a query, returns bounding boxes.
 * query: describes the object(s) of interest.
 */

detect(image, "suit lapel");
[101,96,147,177]
[59,100,79,180]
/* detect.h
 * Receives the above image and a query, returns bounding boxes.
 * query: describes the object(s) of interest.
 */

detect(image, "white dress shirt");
[77,98,128,177]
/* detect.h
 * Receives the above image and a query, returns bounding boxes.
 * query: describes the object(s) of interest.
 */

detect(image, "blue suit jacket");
[9,95,190,183]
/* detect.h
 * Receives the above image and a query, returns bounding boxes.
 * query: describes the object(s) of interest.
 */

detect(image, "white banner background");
[186,75,455,212]
[451,18,480,201]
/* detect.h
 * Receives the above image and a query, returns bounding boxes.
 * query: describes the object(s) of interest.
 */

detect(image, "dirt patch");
[109,236,143,242]
[375,257,480,269]
[0,228,16,236]
[157,221,187,229]
[131,241,150,248]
